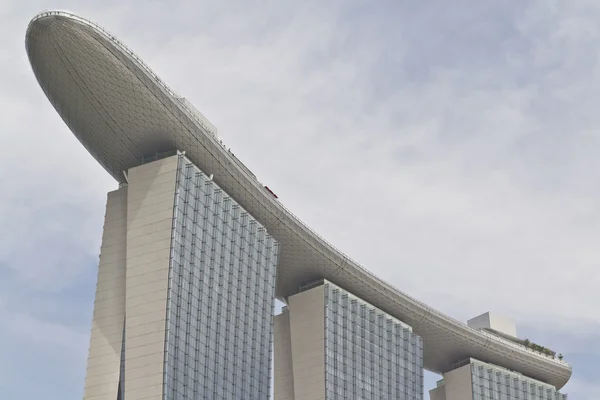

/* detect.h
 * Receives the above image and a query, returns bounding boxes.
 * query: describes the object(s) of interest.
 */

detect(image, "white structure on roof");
[467,312,518,339]
[25,10,572,390]
[430,358,567,400]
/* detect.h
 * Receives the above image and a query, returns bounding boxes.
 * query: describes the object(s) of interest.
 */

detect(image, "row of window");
[323,282,423,400]
[163,157,278,400]
[172,238,277,272]
[470,361,567,400]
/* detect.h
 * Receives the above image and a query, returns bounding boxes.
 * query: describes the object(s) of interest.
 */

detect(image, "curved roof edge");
[25,10,572,389]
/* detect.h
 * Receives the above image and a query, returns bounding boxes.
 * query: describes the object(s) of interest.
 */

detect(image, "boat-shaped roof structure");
[26,11,571,388]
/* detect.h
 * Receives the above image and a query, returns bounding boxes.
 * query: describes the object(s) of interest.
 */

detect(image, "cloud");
[119,0,600,332]
[0,306,88,353]
[0,0,598,397]
[564,378,600,400]
[0,300,88,399]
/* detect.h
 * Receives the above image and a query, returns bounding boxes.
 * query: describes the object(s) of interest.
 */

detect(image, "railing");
[478,330,569,366]
[29,9,571,374]
[29,11,218,140]
[251,171,572,368]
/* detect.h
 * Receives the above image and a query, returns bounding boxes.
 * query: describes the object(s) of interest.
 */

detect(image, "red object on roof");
[264,186,278,199]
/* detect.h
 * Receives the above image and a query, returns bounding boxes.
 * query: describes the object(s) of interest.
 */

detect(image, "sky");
[1,0,599,398]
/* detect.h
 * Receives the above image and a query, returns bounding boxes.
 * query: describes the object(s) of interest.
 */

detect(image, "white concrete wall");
[429,384,447,400]
[124,155,178,400]
[489,313,518,338]
[442,364,474,400]
[467,311,517,338]
[83,188,127,400]
[467,312,491,331]
[288,286,326,400]
[274,310,295,400]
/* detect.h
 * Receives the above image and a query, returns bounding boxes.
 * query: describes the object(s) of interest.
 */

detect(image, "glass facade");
[323,281,424,400]
[117,322,125,400]
[163,155,279,399]
[470,359,567,400]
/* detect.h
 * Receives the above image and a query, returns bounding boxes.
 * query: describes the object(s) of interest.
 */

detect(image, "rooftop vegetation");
[523,339,558,358]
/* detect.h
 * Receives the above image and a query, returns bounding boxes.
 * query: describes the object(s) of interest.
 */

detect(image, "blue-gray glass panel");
[470,360,567,400]
[163,155,278,400]
[323,282,424,400]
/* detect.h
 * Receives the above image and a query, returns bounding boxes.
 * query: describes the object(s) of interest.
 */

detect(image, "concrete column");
[442,364,474,400]
[429,384,448,400]
[83,188,127,400]
[288,286,326,400]
[124,155,178,400]
[274,309,295,400]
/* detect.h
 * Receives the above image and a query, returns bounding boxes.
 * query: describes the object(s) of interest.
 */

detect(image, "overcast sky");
[1,0,599,398]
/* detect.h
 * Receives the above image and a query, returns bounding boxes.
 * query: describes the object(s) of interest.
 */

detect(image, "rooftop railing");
[478,329,569,366]
[29,10,571,373]
[30,11,218,140]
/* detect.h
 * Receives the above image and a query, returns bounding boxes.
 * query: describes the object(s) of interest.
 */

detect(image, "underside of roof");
[25,11,572,389]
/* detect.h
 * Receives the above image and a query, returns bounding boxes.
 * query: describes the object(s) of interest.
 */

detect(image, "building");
[78,152,278,399]
[26,10,571,400]
[274,280,423,400]
[427,313,567,400]
[430,359,567,400]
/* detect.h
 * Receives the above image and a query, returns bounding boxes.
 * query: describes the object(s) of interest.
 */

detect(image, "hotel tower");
[26,10,570,400]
